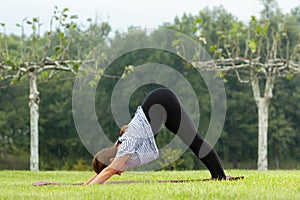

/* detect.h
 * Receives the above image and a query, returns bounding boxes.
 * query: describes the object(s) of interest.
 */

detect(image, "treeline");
[1,2,300,170]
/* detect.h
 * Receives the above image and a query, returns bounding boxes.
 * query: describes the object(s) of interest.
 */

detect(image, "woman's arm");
[85,125,129,185]
[120,125,128,136]
[88,155,130,185]
[82,174,98,185]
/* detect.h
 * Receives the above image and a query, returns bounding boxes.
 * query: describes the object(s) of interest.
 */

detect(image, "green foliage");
[217,75,258,167]
[268,78,300,166]
[1,3,300,171]
[249,39,258,53]
[0,80,29,165]
[72,159,90,171]
[158,148,185,171]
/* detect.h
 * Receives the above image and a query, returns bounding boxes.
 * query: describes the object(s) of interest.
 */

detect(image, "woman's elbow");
[104,167,120,176]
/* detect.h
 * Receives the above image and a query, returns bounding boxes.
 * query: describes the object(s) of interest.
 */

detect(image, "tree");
[0,7,111,171]
[193,2,300,170]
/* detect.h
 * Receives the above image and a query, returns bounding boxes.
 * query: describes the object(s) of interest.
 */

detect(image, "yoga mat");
[33,176,244,186]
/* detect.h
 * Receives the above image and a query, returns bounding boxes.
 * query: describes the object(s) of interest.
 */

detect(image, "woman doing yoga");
[83,88,227,185]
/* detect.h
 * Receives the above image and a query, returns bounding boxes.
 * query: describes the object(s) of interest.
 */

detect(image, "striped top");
[115,106,159,167]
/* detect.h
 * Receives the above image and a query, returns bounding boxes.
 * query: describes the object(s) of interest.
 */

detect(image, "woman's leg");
[141,88,226,179]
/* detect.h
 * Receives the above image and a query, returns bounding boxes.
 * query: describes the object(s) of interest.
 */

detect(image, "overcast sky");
[0,0,299,34]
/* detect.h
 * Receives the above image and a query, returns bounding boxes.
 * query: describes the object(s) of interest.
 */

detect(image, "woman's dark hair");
[92,146,118,174]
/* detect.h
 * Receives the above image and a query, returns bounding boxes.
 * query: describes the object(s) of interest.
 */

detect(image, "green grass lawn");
[0,170,299,200]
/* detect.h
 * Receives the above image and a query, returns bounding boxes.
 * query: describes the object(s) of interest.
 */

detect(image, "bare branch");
[48,70,60,80]
[250,69,261,106]
[264,73,276,100]
[38,57,80,74]
[192,56,299,79]
[234,68,250,83]
[39,64,76,74]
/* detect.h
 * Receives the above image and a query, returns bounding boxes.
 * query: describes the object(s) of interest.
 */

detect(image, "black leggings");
[141,88,226,179]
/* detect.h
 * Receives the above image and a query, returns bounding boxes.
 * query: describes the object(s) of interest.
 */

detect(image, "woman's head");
[92,146,118,174]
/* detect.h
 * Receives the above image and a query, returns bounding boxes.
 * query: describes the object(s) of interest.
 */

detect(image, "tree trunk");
[28,70,39,171]
[257,98,269,170]
[250,69,275,171]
